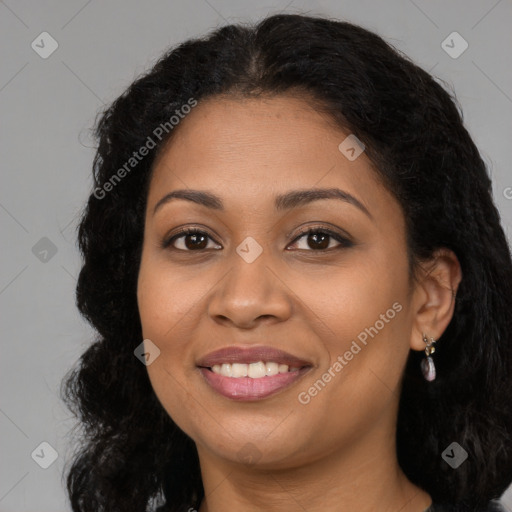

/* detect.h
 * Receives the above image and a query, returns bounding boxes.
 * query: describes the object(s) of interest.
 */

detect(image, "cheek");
[137,251,199,343]
[295,282,410,446]
[300,250,408,348]
[301,245,411,397]
[137,257,192,410]
[137,257,203,433]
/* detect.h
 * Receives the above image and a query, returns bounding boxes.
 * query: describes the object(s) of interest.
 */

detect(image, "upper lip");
[197,346,312,368]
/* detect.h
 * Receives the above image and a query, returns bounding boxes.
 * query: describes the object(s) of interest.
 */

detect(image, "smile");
[196,346,313,401]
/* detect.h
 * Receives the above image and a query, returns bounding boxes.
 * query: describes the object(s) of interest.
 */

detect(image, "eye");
[163,228,221,251]
[162,226,353,253]
[287,227,353,252]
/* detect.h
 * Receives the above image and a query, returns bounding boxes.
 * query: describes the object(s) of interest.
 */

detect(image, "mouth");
[196,346,313,401]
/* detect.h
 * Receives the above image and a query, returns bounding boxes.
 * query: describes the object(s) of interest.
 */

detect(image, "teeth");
[248,361,266,378]
[231,363,248,378]
[210,361,302,378]
[265,362,279,376]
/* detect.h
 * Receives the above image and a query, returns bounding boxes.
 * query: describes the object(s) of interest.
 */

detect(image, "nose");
[207,246,292,330]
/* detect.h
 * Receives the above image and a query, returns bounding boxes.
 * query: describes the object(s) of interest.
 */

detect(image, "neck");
[196,425,432,512]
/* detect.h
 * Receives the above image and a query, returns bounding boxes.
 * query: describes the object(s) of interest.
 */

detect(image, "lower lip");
[199,367,311,401]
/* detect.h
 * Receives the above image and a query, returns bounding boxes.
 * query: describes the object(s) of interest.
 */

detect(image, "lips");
[196,346,313,401]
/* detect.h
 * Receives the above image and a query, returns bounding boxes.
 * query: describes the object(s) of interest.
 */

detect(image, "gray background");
[1,0,511,510]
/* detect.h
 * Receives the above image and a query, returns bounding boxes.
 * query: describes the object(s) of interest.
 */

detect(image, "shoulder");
[428,500,508,512]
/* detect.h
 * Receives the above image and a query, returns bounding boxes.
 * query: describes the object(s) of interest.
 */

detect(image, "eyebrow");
[153,187,373,219]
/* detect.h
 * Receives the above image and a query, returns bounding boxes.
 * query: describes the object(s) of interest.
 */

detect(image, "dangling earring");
[421,333,437,381]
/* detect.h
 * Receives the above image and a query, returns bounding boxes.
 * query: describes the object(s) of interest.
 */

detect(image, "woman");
[61,13,512,512]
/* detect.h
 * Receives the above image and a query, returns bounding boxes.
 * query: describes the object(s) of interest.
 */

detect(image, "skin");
[137,95,462,512]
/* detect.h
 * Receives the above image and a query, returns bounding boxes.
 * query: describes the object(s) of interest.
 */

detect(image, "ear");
[410,248,463,351]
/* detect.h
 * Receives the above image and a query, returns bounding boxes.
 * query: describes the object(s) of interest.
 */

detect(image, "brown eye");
[288,228,353,251]
[163,229,221,251]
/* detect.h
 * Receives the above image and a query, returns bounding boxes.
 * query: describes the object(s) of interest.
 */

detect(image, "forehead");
[154,95,352,173]
[147,95,398,222]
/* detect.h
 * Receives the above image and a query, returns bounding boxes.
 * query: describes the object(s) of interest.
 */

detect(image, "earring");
[421,333,437,381]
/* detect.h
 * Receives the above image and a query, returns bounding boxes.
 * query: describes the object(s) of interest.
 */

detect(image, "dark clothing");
[425,501,507,511]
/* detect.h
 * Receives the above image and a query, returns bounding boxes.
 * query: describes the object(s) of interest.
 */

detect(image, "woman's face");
[137,95,422,469]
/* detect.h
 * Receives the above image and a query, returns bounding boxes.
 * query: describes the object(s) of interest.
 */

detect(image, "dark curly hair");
[61,13,512,512]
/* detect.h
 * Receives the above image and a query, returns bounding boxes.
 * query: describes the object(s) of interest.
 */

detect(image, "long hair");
[61,13,512,511]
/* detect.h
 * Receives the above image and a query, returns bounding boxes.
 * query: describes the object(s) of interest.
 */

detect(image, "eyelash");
[162,226,353,253]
